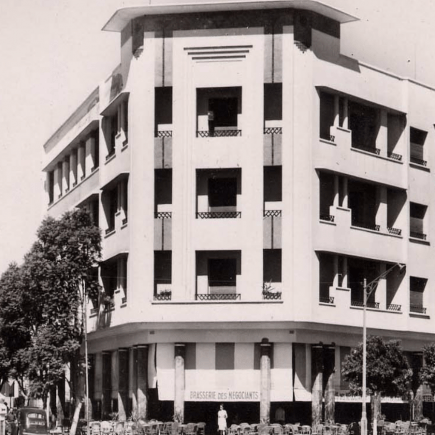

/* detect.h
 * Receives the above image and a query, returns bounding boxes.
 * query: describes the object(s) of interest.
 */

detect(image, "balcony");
[351,300,380,309]
[320,296,335,305]
[410,156,427,167]
[352,221,380,232]
[196,293,241,301]
[410,231,427,241]
[387,304,402,312]
[154,290,172,301]
[315,126,406,189]
[196,129,241,138]
[410,305,427,314]
[196,211,241,219]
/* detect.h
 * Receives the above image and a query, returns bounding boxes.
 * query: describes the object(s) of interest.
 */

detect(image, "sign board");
[186,390,260,402]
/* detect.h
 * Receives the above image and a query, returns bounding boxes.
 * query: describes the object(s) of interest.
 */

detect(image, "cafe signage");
[186,390,260,402]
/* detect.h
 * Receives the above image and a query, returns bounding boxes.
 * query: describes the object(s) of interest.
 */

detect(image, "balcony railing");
[410,305,427,314]
[263,292,282,300]
[387,304,402,312]
[410,156,427,166]
[105,227,115,236]
[264,127,282,135]
[387,227,402,236]
[410,231,427,240]
[264,210,282,218]
[154,292,172,301]
[320,296,335,304]
[196,130,242,138]
[352,221,380,232]
[387,152,403,161]
[351,300,380,309]
[196,211,241,219]
[155,130,173,138]
[105,149,116,161]
[320,214,335,222]
[196,293,241,301]
[155,212,172,219]
[351,144,381,155]
[122,217,128,225]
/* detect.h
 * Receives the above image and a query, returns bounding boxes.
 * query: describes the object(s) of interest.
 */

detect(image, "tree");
[0,208,101,431]
[342,336,412,422]
[419,344,435,420]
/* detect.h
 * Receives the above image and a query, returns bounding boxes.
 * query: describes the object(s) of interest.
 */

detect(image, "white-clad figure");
[217,404,228,435]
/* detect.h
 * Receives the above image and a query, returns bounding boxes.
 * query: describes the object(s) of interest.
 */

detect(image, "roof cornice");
[102,0,358,32]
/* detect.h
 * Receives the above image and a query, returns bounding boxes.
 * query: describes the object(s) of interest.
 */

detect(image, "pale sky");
[0,0,434,273]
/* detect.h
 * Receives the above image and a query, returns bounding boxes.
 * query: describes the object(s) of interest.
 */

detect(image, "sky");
[0,0,434,274]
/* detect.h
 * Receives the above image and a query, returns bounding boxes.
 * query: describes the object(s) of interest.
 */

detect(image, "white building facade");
[43,0,435,428]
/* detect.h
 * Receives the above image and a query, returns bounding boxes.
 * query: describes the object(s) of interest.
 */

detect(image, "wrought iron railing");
[388,227,402,236]
[387,304,402,312]
[154,292,172,301]
[410,231,427,240]
[352,144,380,155]
[410,305,427,314]
[196,130,242,138]
[196,211,241,219]
[196,293,241,301]
[264,127,282,135]
[263,210,282,218]
[351,300,380,309]
[352,221,380,232]
[105,227,115,235]
[155,212,172,219]
[387,152,403,161]
[320,214,335,222]
[320,296,335,304]
[122,217,128,225]
[263,292,282,300]
[155,130,173,138]
[410,157,427,166]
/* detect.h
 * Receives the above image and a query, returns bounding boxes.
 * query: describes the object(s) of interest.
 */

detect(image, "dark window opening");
[410,276,427,311]
[93,131,100,169]
[264,166,282,203]
[263,249,282,284]
[264,83,282,123]
[216,343,235,370]
[349,101,378,151]
[101,261,117,299]
[155,169,173,213]
[410,127,427,165]
[319,92,335,140]
[48,171,54,204]
[410,202,427,237]
[208,178,237,208]
[154,251,172,295]
[155,87,173,136]
[208,258,237,288]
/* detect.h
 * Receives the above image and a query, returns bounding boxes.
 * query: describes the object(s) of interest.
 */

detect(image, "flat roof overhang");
[103,0,358,33]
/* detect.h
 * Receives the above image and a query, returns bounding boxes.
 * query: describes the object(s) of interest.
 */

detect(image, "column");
[174,344,186,423]
[70,150,78,187]
[260,339,272,424]
[332,255,339,288]
[333,175,339,208]
[324,344,336,423]
[376,263,387,310]
[132,347,138,413]
[94,353,103,420]
[376,185,387,231]
[376,110,388,157]
[102,351,112,419]
[78,142,86,181]
[342,97,349,130]
[118,348,129,421]
[341,257,348,288]
[62,158,70,194]
[341,177,348,209]
[54,164,61,199]
[333,95,340,127]
[311,343,323,427]
[86,137,94,175]
[137,345,149,420]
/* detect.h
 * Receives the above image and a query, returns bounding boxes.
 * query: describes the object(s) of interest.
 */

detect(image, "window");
[196,87,242,136]
[208,178,237,209]
[410,127,427,166]
[410,202,427,240]
[264,83,282,125]
[155,169,172,215]
[91,131,100,171]
[263,249,282,284]
[208,258,237,290]
[57,162,63,198]
[349,101,378,152]
[48,171,54,204]
[319,92,335,141]
[264,166,282,204]
[105,187,118,233]
[155,87,173,137]
[215,343,235,370]
[154,251,172,295]
[410,277,427,314]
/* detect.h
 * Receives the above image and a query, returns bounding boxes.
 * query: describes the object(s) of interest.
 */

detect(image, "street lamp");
[360,263,406,435]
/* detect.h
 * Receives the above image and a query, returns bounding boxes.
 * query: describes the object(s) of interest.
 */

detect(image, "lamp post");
[360,263,405,435]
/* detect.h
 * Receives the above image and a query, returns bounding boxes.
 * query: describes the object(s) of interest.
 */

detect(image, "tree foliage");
[0,208,101,405]
[420,344,435,393]
[342,336,412,421]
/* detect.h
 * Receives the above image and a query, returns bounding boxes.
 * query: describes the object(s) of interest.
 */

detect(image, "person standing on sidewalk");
[217,404,228,435]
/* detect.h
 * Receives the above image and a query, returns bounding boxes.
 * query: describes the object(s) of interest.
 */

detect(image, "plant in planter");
[262,281,282,299]
[155,289,172,300]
